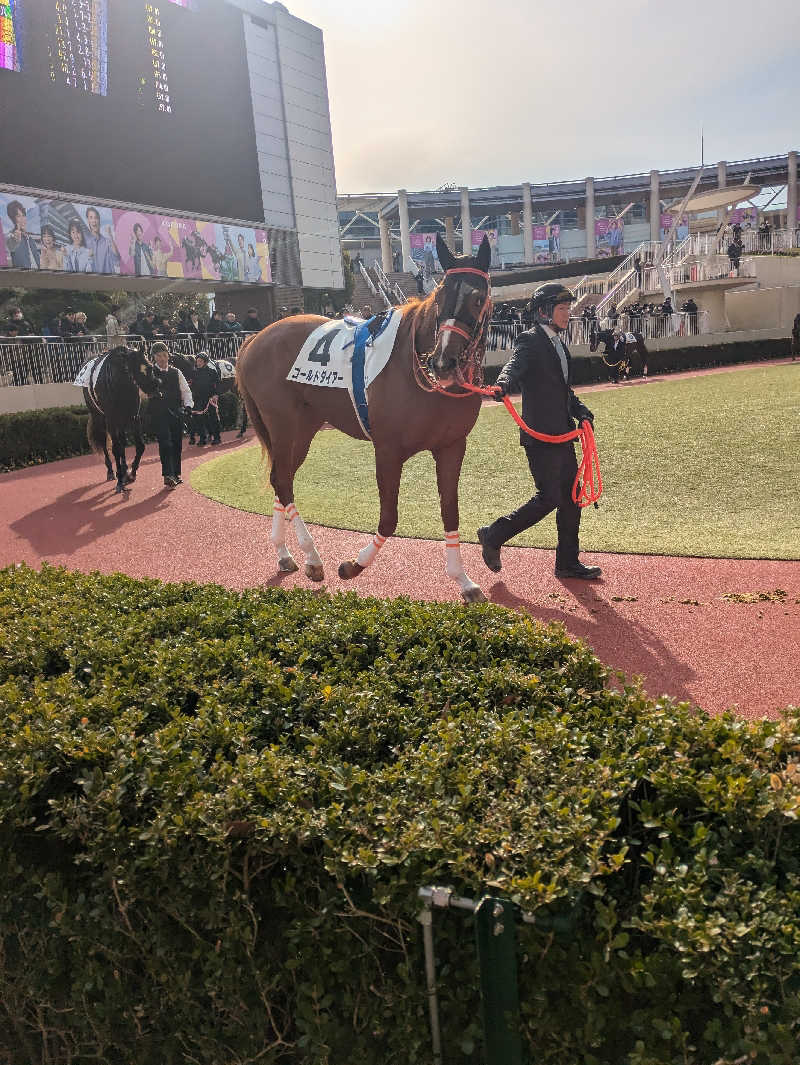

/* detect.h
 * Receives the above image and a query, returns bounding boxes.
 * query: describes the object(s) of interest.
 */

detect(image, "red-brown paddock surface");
[2,430,798,720]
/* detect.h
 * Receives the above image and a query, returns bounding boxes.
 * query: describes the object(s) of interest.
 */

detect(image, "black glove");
[492,380,508,400]
[576,405,594,426]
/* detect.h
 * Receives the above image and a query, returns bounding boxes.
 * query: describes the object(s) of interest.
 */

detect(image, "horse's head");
[114,345,159,395]
[427,233,492,386]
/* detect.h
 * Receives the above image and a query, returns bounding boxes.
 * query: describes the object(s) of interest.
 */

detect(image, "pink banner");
[0,185,271,283]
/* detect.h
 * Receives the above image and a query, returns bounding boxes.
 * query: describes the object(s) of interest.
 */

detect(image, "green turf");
[191,364,800,559]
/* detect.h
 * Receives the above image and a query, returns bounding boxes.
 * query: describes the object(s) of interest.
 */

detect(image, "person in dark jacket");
[791,313,800,361]
[244,308,262,332]
[132,310,157,341]
[477,283,601,580]
[206,309,224,335]
[177,307,204,341]
[150,342,193,487]
[190,351,221,445]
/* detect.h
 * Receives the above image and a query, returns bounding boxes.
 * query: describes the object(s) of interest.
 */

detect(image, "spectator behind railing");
[206,309,225,336]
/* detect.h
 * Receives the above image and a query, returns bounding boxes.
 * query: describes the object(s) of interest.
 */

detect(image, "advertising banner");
[470,228,501,268]
[409,232,441,277]
[659,213,689,241]
[532,223,561,263]
[595,217,625,257]
[0,188,271,283]
[728,207,757,228]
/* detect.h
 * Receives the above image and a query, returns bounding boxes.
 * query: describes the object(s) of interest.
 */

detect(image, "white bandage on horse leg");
[445,531,482,596]
[356,532,387,570]
[285,503,323,567]
[271,499,294,565]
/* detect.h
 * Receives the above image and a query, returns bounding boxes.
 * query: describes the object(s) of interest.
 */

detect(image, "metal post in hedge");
[418,887,524,1065]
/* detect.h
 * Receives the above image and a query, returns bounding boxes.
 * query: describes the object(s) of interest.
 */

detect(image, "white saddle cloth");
[73,353,108,389]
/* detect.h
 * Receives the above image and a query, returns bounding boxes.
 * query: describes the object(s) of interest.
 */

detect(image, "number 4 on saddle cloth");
[285,310,403,439]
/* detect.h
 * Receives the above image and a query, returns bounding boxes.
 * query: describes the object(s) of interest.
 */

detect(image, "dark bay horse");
[237,234,493,602]
[84,346,158,494]
[590,327,649,381]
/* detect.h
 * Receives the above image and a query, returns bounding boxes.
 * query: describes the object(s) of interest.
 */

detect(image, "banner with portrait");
[659,213,689,241]
[0,187,271,283]
[727,207,757,228]
[409,233,441,277]
[471,229,500,268]
[532,223,561,263]
[595,217,625,257]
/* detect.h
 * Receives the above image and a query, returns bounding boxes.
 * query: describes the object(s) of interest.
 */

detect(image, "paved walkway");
[2,426,798,720]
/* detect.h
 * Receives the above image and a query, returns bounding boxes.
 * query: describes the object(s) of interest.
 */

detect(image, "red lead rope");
[459,381,603,508]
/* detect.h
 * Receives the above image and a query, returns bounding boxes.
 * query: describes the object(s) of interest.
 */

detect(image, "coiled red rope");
[459,382,603,508]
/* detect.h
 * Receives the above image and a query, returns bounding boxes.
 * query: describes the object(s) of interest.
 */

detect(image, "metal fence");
[565,310,710,347]
[0,332,255,389]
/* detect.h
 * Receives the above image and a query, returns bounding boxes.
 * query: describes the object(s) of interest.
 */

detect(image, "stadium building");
[0,0,342,318]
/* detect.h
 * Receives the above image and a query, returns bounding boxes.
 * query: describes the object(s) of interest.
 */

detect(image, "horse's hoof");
[338,559,364,580]
[114,484,130,496]
[277,556,299,573]
[305,563,325,583]
[106,471,115,481]
[124,472,136,485]
[462,586,487,604]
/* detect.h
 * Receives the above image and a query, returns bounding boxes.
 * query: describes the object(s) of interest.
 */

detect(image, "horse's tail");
[86,407,107,455]
[235,339,272,472]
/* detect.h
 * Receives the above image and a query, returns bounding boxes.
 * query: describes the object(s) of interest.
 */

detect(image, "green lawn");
[192,364,800,559]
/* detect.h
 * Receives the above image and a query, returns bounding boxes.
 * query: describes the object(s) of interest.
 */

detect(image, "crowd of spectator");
[0,304,273,343]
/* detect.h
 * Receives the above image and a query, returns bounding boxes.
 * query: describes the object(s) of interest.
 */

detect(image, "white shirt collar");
[541,323,563,343]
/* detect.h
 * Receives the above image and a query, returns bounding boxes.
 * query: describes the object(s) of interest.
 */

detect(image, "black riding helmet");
[530,283,576,329]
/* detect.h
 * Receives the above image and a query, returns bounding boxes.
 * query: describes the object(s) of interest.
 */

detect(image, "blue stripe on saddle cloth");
[345,314,393,437]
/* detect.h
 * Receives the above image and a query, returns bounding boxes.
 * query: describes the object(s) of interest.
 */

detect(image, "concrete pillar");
[788,151,798,234]
[717,160,727,226]
[378,215,392,273]
[649,170,660,243]
[444,215,456,253]
[521,182,534,265]
[460,187,471,256]
[398,189,412,271]
[585,177,596,258]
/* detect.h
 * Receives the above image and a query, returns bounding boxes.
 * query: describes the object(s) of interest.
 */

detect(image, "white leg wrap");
[445,531,481,596]
[356,533,387,570]
[286,503,322,567]
[271,499,294,564]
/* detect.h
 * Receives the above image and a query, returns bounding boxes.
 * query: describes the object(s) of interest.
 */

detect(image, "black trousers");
[192,404,220,442]
[484,442,581,568]
[155,413,183,479]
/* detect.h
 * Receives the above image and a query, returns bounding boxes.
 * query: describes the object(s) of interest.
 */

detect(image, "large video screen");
[0,0,264,222]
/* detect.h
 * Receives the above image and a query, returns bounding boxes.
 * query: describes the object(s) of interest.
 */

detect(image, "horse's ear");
[475,234,491,273]
[436,232,457,273]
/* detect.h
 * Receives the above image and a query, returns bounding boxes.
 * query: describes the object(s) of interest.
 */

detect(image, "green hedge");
[1,565,799,1065]
[0,392,242,471]
[485,339,789,386]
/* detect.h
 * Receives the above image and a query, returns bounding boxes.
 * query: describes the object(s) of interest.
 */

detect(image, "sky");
[280,0,799,195]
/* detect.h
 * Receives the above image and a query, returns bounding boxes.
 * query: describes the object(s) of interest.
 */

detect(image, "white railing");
[684,227,800,257]
[357,260,379,297]
[0,332,254,389]
[565,310,710,347]
[372,260,407,305]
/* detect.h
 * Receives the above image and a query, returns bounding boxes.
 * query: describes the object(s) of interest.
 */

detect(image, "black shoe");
[555,562,602,580]
[164,476,178,489]
[175,476,183,484]
[188,438,195,445]
[477,526,502,572]
[236,430,245,438]
[211,437,221,445]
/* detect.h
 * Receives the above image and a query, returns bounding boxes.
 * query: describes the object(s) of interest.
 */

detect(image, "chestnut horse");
[236,234,492,602]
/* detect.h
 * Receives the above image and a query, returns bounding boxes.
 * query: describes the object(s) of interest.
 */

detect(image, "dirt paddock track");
[2,421,798,719]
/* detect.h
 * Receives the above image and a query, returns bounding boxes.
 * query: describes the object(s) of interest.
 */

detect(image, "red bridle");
[411,266,493,396]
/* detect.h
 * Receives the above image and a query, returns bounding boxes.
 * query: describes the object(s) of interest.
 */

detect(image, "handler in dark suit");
[477,283,602,579]
[150,342,193,489]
